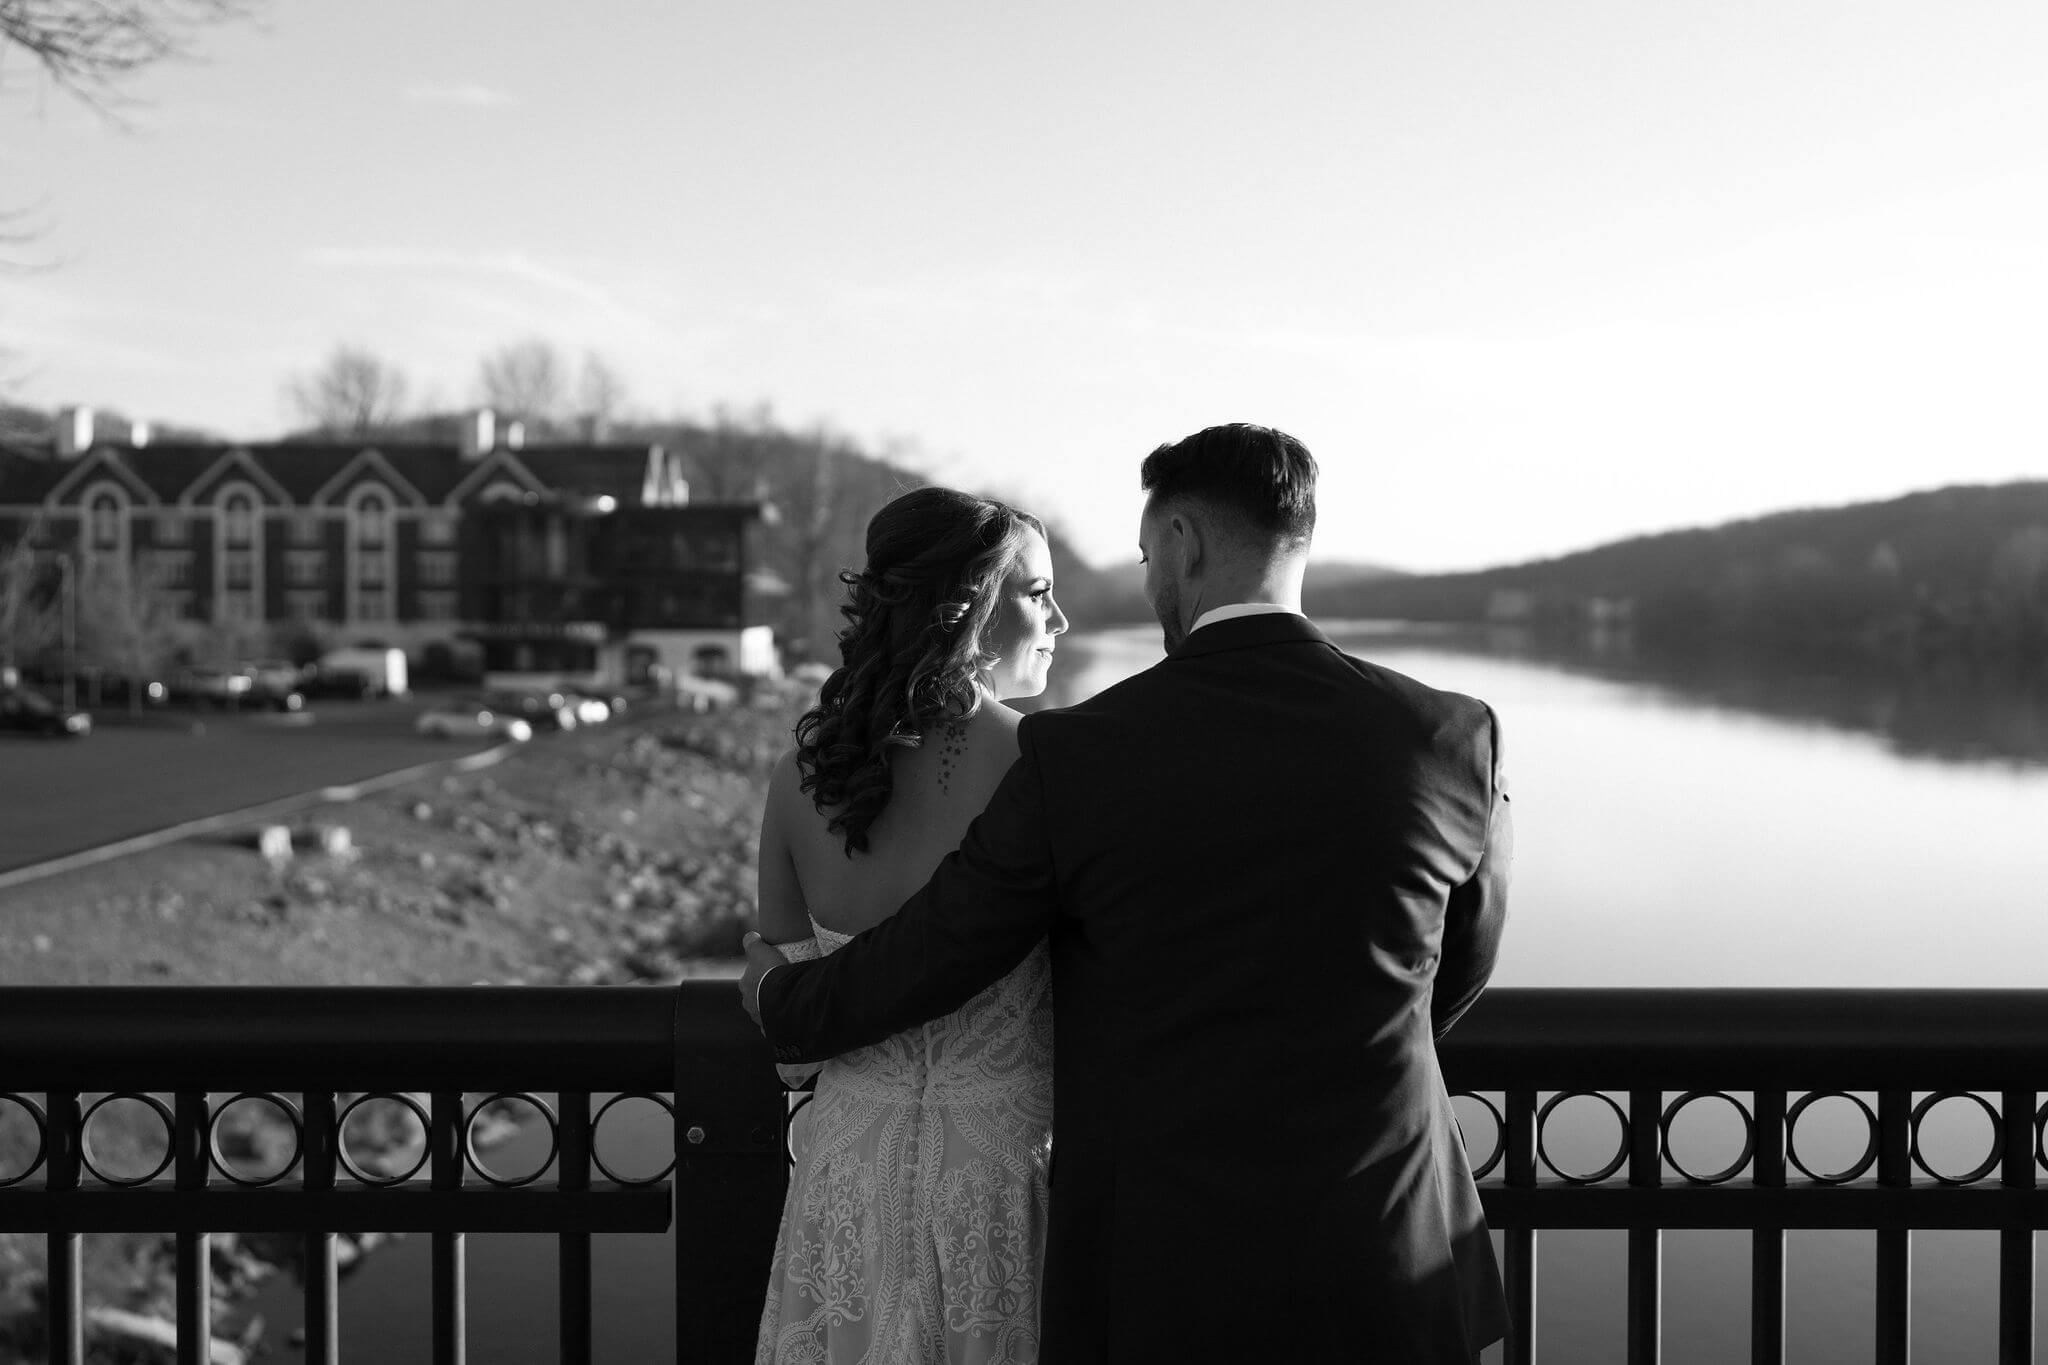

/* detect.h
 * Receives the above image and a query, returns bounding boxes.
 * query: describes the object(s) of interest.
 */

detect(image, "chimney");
[504,420,526,451]
[54,406,94,458]
[458,408,496,461]
[130,420,151,448]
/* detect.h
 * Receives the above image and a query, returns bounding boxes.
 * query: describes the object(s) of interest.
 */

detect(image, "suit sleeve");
[758,716,1060,1064]
[1432,703,1512,1040]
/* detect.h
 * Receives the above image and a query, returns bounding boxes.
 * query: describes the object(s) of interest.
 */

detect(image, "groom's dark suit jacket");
[760,612,1512,1361]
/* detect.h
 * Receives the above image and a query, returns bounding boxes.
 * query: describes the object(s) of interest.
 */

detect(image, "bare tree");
[285,344,411,437]
[74,549,183,710]
[477,339,567,429]
[0,0,261,111]
[0,513,57,674]
[575,350,629,438]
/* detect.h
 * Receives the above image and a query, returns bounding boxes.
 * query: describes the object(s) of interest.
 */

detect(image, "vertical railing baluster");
[1627,1089,1662,1365]
[174,1091,211,1365]
[1505,1088,1539,1365]
[558,1091,593,1365]
[1751,1089,1786,1365]
[1997,1089,2035,1365]
[45,1090,83,1365]
[431,1090,467,1365]
[1875,1089,1911,1365]
[303,1090,340,1365]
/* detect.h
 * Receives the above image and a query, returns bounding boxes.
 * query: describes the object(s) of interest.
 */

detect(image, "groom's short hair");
[1141,423,1317,550]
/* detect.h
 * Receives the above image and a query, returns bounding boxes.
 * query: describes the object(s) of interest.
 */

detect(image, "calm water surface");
[248,624,2048,1362]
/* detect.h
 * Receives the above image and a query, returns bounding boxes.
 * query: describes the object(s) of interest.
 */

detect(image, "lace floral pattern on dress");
[757,924,1053,1365]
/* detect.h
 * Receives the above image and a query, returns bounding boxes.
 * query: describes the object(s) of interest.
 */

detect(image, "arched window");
[88,491,123,553]
[223,492,254,546]
[356,492,388,549]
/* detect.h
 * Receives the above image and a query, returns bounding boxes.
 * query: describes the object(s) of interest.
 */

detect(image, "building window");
[143,549,194,588]
[222,493,255,546]
[286,550,325,587]
[417,550,457,586]
[223,549,255,591]
[356,494,388,550]
[419,512,457,546]
[88,492,123,553]
[418,590,461,621]
[355,589,390,622]
[286,590,330,622]
[220,591,258,621]
[154,513,186,544]
[162,589,198,621]
[291,512,323,546]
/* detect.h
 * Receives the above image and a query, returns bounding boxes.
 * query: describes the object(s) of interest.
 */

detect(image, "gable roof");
[309,447,428,507]
[46,448,160,506]
[514,446,659,500]
[445,447,549,505]
[181,447,295,506]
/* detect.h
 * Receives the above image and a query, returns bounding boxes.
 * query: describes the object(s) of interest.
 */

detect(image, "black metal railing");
[0,985,2041,1363]
[1442,988,2048,1365]
[0,981,783,1365]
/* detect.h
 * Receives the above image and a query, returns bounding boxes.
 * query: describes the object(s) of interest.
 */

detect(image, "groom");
[741,423,1512,1362]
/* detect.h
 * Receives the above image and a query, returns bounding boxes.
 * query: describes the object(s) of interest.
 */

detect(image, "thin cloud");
[405,82,517,109]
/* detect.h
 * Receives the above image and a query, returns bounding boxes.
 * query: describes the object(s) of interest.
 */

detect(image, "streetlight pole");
[59,552,76,715]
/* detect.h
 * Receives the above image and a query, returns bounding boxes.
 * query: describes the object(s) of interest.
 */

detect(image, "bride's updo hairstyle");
[794,486,1046,856]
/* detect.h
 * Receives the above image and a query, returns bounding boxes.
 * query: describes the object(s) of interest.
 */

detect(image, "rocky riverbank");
[0,690,805,1362]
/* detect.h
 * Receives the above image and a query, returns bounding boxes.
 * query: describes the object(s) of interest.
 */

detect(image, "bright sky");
[4,1,2045,572]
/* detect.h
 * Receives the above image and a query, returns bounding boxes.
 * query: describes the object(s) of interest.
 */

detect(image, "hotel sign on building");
[0,408,779,683]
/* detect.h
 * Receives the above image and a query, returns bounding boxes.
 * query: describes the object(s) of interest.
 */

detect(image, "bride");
[753,486,1069,1365]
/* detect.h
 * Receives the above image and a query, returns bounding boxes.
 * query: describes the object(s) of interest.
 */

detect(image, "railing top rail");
[0,981,754,1092]
[1444,988,2048,1090]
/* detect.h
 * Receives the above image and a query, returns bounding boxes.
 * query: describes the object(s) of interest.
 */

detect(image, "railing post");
[1997,1089,2036,1365]
[1504,1088,1538,1365]
[431,1089,467,1365]
[302,1090,340,1365]
[558,1090,594,1365]
[1751,1089,1786,1365]
[45,1089,83,1365]
[674,987,789,1363]
[1875,1089,1911,1365]
[174,1091,211,1365]
[1627,1089,1662,1365]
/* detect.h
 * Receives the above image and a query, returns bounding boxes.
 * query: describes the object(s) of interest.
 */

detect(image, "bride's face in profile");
[980,528,1069,701]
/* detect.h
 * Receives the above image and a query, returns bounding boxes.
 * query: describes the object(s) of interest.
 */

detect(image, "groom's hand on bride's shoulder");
[739,931,790,1033]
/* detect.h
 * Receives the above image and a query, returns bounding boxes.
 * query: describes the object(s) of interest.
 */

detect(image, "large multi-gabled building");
[0,408,780,682]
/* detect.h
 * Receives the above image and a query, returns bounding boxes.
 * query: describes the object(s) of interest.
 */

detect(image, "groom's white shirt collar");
[1188,602,1300,636]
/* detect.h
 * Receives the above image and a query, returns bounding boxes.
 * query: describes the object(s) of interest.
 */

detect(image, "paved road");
[0,694,502,876]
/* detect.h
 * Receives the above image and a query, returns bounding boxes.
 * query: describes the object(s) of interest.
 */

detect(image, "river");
[249,623,2048,1361]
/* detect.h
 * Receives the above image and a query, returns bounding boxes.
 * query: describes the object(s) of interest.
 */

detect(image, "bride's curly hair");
[794,487,1046,856]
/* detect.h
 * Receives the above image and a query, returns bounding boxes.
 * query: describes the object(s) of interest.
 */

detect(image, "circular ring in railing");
[785,1091,815,1170]
[206,1091,305,1188]
[464,1092,559,1188]
[1785,1091,1879,1185]
[590,1092,677,1185]
[0,1093,50,1189]
[2038,1099,2048,1175]
[79,1092,176,1187]
[1659,1090,1756,1186]
[1535,1091,1630,1185]
[336,1092,431,1186]
[1450,1092,1506,1181]
[1907,1092,2001,1186]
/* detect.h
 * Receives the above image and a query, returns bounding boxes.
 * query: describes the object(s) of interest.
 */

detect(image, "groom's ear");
[1172,512,1204,576]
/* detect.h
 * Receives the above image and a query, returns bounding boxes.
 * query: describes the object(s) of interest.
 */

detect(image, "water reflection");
[1029,620,2048,770]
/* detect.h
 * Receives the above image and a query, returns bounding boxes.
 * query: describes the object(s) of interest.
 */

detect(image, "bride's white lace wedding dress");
[756,920,1054,1365]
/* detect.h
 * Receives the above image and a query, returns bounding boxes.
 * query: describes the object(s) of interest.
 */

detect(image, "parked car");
[168,667,254,708]
[415,703,532,743]
[301,667,382,701]
[0,687,91,737]
[568,684,630,719]
[239,659,308,694]
[313,646,408,698]
[485,688,581,731]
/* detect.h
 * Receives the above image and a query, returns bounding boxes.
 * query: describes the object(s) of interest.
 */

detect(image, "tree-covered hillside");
[1307,482,2048,663]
